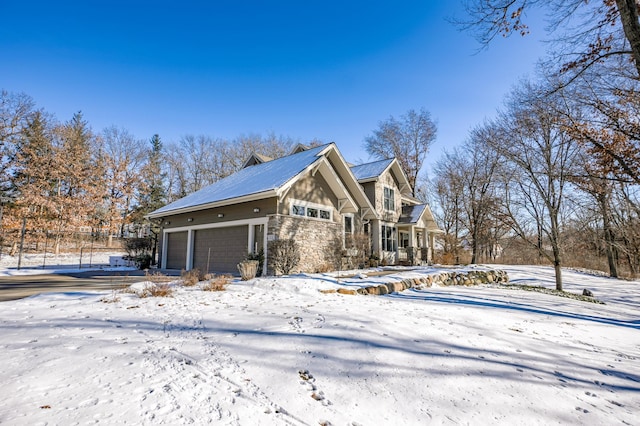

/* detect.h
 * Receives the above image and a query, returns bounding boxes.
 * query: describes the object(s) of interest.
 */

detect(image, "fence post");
[89,238,94,268]
[17,217,26,270]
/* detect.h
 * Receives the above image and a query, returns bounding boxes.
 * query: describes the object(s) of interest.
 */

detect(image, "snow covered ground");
[0,251,134,276]
[0,264,638,425]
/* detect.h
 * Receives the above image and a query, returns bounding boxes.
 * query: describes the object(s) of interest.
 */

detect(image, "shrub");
[136,254,153,270]
[347,233,372,269]
[268,239,300,275]
[245,250,264,276]
[326,236,346,272]
[314,262,333,273]
[145,283,173,297]
[181,269,204,286]
[202,274,232,291]
[124,237,154,269]
[237,260,259,280]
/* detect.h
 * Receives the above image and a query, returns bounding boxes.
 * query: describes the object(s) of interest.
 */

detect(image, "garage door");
[165,231,188,270]
[193,226,249,274]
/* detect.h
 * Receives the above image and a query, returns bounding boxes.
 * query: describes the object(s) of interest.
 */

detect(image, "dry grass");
[100,289,121,303]
[143,283,174,298]
[181,269,205,287]
[145,271,174,284]
[314,262,333,273]
[202,274,232,292]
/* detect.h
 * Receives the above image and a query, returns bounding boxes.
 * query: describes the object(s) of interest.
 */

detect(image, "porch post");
[428,232,435,263]
[186,229,194,270]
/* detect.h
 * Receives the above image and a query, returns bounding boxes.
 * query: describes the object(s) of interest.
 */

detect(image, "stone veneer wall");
[267,214,342,274]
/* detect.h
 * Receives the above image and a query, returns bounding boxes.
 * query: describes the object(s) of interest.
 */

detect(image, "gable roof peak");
[350,158,395,181]
[241,152,274,169]
[290,143,311,155]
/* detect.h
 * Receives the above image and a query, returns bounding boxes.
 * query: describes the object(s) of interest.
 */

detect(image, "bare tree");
[0,90,34,194]
[459,125,502,264]
[100,126,146,244]
[433,154,466,264]
[364,108,437,196]
[461,0,640,79]
[226,132,296,170]
[490,81,581,290]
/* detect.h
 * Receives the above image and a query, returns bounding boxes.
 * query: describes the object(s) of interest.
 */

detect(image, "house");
[147,143,442,275]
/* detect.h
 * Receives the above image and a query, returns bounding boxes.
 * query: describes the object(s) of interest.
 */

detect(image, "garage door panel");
[193,226,248,274]
[165,231,187,270]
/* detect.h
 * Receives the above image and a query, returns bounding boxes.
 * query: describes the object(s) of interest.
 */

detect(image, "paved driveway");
[0,270,181,302]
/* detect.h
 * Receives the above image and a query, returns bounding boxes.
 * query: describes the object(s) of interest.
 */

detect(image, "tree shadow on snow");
[386,289,640,330]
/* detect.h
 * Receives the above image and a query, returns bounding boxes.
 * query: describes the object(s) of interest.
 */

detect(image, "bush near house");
[268,239,300,275]
[123,237,153,269]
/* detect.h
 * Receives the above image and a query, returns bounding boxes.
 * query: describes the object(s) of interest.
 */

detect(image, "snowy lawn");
[0,265,638,425]
[0,251,134,277]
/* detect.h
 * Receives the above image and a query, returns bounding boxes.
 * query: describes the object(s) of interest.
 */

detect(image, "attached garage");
[165,231,188,270]
[192,225,249,274]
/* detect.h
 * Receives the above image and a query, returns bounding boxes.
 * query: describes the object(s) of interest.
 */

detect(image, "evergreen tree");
[132,134,166,263]
[54,112,102,251]
[12,111,59,236]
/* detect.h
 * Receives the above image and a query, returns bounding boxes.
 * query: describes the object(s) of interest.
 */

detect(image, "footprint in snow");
[314,314,325,328]
[298,370,331,406]
[289,316,304,333]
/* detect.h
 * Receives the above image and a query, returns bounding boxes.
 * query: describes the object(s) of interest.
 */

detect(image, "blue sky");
[1,1,546,173]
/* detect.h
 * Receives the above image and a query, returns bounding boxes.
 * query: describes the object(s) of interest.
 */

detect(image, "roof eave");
[145,190,278,219]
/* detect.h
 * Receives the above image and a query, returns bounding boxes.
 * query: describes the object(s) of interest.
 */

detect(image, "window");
[290,199,332,221]
[344,214,354,239]
[343,214,354,248]
[399,231,410,248]
[384,187,395,211]
[381,224,397,252]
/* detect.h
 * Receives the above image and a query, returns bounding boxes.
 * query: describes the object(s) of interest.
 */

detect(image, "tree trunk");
[551,212,563,291]
[615,0,640,78]
[599,193,619,278]
[554,260,563,291]
[470,231,478,264]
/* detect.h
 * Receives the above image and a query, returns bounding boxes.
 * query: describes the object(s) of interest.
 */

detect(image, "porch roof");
[399,204,443,232]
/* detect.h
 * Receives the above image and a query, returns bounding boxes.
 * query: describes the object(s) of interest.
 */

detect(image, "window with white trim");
[343,214,354,244]
[381,224,397,252]
[399,231,410,248]
[290,199,333,221]
[384,187,395,211]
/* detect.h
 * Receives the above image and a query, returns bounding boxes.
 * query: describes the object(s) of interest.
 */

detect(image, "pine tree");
[132,134,166,263]
[54,112,102,252]
[12,111,60,239]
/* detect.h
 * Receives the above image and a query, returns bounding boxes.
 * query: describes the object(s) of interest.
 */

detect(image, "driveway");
[0,269,182,302]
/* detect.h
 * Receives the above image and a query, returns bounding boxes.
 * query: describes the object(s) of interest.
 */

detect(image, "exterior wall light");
[187,218,193,222]
[253,208,260,213]
[164,221,170,225]
[217,213,224,218]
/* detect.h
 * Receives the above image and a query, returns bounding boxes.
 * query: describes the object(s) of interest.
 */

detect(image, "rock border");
[326,269,509,296]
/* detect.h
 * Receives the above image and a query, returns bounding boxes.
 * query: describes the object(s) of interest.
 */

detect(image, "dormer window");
[384,187,395,211]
